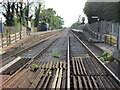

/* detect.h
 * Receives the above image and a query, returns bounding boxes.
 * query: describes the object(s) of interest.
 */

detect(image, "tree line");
[83,2,119,24]
[2,1,64,30]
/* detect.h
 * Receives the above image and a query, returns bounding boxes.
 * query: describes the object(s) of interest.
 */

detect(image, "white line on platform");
[0,57,21,73]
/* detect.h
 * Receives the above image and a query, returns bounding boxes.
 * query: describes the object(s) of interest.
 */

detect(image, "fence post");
[110,37,112,46]
[8,35,11,44]
[15,33,17,42]
[104,35,107,43]
[20,31,21,39]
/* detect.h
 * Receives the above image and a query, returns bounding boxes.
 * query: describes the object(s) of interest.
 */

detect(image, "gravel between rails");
[36,30,68,62]
[70,34,89,57]
[73,31,103,57]
[20,38,55,58]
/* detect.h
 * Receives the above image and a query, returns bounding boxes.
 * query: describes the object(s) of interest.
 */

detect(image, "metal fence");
[87,29,117,46]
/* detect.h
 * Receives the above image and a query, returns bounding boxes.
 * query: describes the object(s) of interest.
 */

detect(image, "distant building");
[38,22,49,31]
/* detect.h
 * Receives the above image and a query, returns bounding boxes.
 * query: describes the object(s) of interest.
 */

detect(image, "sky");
[45,0,87,27]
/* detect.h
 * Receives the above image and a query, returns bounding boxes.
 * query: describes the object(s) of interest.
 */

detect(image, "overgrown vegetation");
[31,64,39,72]
[30,80,35,84]
[99,51,115,62]
[84,54,90,58]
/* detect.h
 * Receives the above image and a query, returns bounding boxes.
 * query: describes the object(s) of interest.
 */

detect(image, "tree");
[84,2,118,23]
[2,2,15,26]
[34,3,41,27]
[39,8,64,30]
[70,22,81,29]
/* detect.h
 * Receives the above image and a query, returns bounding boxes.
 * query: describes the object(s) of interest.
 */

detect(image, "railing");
[87,29,117,46]
[0,31,26,48]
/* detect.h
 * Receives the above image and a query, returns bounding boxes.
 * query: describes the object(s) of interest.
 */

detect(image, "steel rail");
[70,30,120,83]
[67,36,70,89]
[0,34,60,88]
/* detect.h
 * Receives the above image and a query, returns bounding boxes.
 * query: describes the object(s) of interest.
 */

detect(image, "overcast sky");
[45,0,87,27]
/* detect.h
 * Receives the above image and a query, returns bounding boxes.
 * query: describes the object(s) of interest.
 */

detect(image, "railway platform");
[82,30,119,60]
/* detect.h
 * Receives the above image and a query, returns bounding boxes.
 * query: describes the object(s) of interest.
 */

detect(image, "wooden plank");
[63,61,66,69]
[61,70,66,88]
[80,59,87,75]
[52,62,56,68]
[45,62,49,68]
[78,76,83,89]
[88,58,99,75]
[85,58,95,75]
[104,76,115,88]
[59,61,62,68]
[0,57,21,73]
[73,76,77,88]
[29,70,45,88]
[97,76,105,89]
[82,76,88,89]
[5,68,29,88]
[51,68,59,88]
[100,76,111,88]
[91,76,99,89]
[83,58,91,75]
[78,58,84,75]
[75,59,80,75]
[48,61,52,69]
[47,69,56,88]
[86,76,93,88]
[90,58,105,75]
[56,68,63,88]
[37,76,47,88]
[55,62,59,68]
[72,59,76,75]
[43,76,51,88]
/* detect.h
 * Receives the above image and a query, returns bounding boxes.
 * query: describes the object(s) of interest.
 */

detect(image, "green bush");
[106,54,113,62]
[100,57,105,62]
[102,51,108,57]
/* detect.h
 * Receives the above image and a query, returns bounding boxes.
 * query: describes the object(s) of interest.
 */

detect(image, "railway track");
[0,30,120,89]
[1,30,62,60]
[0,31,64,75]
[72,30,119,78]
[1,30,68,89]
[69,31,120,89]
